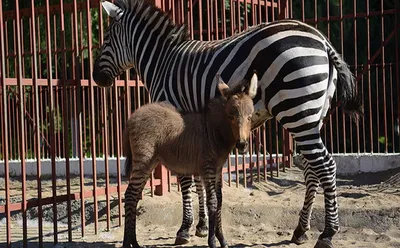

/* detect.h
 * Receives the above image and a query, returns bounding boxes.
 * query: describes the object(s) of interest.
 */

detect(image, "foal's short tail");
[123,128,132,177]
[327,42,363,119]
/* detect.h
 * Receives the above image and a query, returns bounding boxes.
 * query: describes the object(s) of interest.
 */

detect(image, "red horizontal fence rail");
[0,0,399,247]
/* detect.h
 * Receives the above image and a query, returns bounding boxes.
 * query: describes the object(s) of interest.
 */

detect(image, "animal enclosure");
[0,0,399,247]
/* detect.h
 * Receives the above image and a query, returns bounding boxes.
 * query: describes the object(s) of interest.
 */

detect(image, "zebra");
[93,1,363,248]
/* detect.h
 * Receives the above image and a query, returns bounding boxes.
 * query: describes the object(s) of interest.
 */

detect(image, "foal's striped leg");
[204,172,218,248]
[123,168,151,248]
[195,176,208,237]
[293,134,339,248]
[215,178,228,248]
[175,175,194,244]
[175,176,208,244]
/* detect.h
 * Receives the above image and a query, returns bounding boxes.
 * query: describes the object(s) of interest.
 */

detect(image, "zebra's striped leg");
[292,157,319,245]
[215,178,228,248]
[295,137,339,248]
[314,152,339,248]
[204,173,218,248]
[195,176,208,238]
[123,169,150,248]
[175,175,194,245]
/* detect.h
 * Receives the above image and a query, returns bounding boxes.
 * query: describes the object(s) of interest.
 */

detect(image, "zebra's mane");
[114,0,190,43]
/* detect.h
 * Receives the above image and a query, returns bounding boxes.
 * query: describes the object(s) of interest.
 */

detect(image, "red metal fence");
[0,0,399,247]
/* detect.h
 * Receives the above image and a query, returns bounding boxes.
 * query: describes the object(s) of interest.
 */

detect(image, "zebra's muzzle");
[92,68,114,88]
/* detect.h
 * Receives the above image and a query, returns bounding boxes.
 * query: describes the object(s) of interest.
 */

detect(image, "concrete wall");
[1,154,280,177]
[1,153,400,176]
[333,154,400,176]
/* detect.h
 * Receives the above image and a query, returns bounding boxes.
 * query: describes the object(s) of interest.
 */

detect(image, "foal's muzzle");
[236,141,249,154]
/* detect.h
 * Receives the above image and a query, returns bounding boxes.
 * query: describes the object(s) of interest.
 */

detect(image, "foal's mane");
[114,0,190,43]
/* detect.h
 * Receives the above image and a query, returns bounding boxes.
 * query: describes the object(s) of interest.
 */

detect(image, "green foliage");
[40,106,63,133]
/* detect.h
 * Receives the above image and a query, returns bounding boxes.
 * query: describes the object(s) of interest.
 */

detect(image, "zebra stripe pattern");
[94,1,362,247]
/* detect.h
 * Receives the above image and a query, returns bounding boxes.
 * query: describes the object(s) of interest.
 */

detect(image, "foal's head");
[217,72,258,154]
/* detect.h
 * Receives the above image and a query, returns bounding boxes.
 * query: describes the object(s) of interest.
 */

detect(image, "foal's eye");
[228,115,235,121]
[247,116,251,121]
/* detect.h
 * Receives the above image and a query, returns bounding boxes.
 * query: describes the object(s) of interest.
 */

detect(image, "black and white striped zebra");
[93,1,362,247]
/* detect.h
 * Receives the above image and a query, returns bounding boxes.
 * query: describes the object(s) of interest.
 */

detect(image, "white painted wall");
[332,153,400,176]
[1,153,399,176]
[0,154,281,177]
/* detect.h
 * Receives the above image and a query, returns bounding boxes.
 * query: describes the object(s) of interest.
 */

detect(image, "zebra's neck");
[126,2,189,90]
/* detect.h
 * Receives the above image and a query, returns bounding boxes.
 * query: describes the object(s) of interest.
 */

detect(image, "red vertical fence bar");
[249,130,253,185]
[389,65,395,152]
[380,0,387,153]
[375,66,379,152]
[59,0,73,241]
[30,0,43,246]
[366,0,373,153]
[86,0,99,235]
[235,149,239,187]
[255,128,260,182]
[262,124,267,181]
[353,0,360,153]
[103,88,111,231]
[15,1,28,246]
[72,0,86,238]
[396,0,399,151]
[0,1,11,246]
[45,0,58,244]
[114,82,123,227]
[275,121,279,177]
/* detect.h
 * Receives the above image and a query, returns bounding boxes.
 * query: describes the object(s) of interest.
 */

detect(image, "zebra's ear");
[216,74,231,99]
[101,0,124,20]
[247,71,258,99]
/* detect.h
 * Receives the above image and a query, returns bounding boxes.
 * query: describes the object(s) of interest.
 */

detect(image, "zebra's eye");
[228,115,235,121]
[247,116,251,121]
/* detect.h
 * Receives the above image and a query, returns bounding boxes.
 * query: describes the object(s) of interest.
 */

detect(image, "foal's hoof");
[174,236,190,245]
[195,227,208,238]
[314,238,334,248]
[196,218,208,238]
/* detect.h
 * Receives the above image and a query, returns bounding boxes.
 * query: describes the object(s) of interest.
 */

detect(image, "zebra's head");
[93,0,133,87]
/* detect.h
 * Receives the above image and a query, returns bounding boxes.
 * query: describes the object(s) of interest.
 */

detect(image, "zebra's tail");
[327,43,363,119]
[123,127,132,177]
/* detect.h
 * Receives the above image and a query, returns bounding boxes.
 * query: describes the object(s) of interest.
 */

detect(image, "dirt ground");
[1,166,400,248]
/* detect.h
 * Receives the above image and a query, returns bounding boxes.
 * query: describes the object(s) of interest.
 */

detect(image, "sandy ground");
[1,166,400,248]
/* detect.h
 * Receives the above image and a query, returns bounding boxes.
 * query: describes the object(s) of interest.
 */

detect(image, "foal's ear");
[217,74,231,99]
[101,0,124,20]
[247,71,258,99]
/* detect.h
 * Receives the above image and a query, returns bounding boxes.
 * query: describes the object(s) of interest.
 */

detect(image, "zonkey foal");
[122,72,258,248]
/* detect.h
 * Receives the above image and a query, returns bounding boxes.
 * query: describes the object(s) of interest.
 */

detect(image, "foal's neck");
[204,98,236,151]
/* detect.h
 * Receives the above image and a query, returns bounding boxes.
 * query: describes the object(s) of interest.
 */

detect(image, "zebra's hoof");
[123,239,142,248]
[174,236,190,245]
[291,232,308,245]
[195,227,208,238]
[291,224,309,245]
[314,238,334,248]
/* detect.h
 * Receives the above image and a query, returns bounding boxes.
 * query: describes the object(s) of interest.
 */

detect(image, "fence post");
[279,0,288,20]
[284,130,293,168]
[154,164,168,195]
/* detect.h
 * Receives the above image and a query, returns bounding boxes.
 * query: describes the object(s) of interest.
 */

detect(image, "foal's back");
[125,102,206,176]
